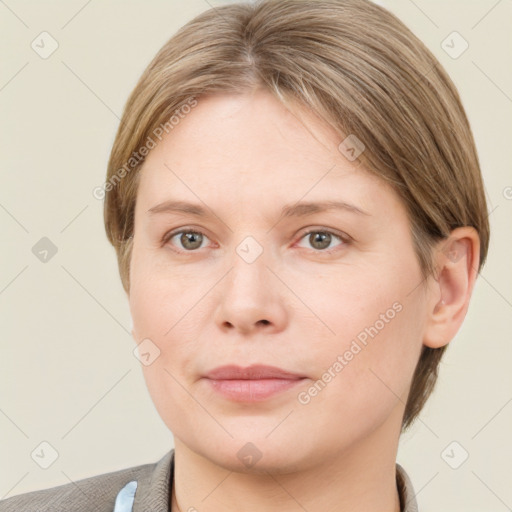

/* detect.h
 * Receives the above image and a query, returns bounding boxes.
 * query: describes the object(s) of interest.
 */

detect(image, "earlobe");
[423,227,480,349]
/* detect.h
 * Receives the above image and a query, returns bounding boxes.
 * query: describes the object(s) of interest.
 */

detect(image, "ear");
[423,226,481,349]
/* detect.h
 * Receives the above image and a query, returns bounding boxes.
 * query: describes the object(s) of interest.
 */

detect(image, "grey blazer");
[0,449,418,511]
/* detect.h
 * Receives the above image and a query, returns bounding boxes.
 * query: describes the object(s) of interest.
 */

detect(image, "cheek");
[299,250,421,369]
[129,269,202,435]
[129,244,202,340]
[128,250,207,401]
[304,268,426,425]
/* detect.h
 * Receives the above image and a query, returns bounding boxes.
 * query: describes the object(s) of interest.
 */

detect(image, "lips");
[203,365,306,402]
[204,364,305,380]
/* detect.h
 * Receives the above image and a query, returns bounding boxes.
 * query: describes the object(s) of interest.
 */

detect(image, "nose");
[213,244,288,336]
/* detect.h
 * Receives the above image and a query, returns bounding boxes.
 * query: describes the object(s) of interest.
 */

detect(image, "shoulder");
[0,451,172,512]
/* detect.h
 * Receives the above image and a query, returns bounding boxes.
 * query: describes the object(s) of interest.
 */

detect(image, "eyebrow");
[147,200,370,219]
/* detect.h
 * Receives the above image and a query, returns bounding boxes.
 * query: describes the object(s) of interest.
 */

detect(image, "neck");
[170,417,402,512]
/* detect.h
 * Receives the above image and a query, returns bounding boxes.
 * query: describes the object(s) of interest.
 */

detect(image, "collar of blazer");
[113,450,418,512]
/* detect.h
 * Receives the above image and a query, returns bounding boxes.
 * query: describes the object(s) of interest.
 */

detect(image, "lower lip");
[205,378,305,402]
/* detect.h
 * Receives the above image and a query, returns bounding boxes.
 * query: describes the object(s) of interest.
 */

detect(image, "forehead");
[135,89,400,217]
[145,90,343,170]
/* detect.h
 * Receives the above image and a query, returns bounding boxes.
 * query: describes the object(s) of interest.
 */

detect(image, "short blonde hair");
[103,0,490,429]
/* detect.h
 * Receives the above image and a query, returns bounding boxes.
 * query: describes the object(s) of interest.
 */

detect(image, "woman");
[1,0,489,511]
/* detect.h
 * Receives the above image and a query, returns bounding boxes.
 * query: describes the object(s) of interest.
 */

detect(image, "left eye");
[296,230,346,252]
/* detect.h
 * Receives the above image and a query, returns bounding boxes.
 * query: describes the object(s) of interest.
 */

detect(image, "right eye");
[163,229,211,252]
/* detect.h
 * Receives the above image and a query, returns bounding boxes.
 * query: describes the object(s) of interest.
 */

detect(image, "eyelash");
[162,227,351,255]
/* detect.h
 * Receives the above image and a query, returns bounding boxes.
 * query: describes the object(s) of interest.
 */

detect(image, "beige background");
[1,0,511,509]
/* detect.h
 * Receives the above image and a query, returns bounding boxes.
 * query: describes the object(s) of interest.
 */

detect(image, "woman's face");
[129,89,429,472]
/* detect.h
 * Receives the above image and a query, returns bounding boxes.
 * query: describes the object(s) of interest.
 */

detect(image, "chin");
[190,435,316,476]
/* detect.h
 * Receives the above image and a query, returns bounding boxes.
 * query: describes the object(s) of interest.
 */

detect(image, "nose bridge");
[227,233,270,301]
[213,232,287,333]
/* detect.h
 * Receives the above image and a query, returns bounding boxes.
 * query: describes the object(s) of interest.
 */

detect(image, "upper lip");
[204,364,305,380]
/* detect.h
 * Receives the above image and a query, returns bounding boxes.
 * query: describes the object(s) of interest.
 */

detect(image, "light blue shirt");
[113,480,138,512]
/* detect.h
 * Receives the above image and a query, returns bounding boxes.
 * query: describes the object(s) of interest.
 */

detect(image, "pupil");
[182,232,202,249]
[311,232,330,250]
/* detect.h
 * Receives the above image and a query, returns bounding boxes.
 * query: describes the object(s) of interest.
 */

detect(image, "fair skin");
[128,88,479,512]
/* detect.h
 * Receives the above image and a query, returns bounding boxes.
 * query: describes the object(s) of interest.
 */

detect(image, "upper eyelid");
[298,227,349,241]
[164,228,212,245]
